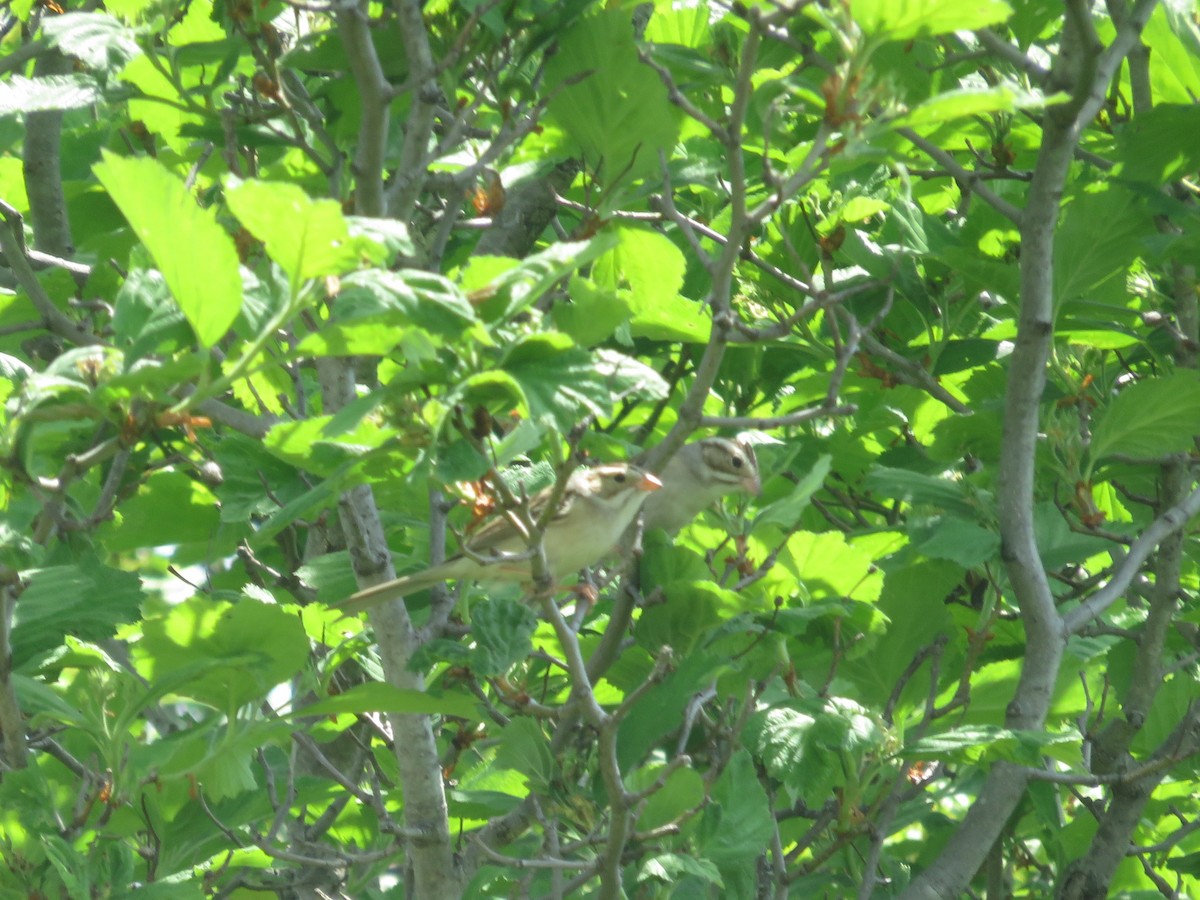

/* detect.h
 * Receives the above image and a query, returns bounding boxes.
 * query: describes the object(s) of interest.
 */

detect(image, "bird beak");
[638,473,664,492]
[743,472,762,496]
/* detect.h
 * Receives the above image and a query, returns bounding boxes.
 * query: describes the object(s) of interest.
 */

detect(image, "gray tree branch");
[385,0,441,220]
[900,3,1162,895]
[22,48,74,257]
[336,1,392,218]
[317,358,461,897]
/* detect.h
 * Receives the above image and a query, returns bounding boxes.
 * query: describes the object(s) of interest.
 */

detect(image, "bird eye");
[731,456,743,469]
[614,473,627,483]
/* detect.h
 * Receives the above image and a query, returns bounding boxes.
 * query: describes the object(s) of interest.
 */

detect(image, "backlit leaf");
[94,153,242,348]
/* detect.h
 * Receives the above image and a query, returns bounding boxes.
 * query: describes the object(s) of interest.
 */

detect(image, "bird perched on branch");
[339,463,662,614]
[642,436,761,533]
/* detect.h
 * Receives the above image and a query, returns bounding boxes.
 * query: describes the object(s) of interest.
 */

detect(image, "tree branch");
[22,48,74,256]
[897,128,1024,225]
[385,0,442,221]
[336,0,392,218]
[317,357,461,896]
[0,200,96,347]
[1063,480,1200,634]
[900,4,1163,896]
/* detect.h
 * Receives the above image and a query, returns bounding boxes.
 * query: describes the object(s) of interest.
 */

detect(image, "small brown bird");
[642,436,761,533]
[339,463,663,614]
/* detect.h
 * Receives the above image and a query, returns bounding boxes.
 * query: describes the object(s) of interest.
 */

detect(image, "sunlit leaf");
[1089,373,1200,464]
[225,178,360,282]
[893,85,1049,130]
[853,0,1012,41]
[94,153,242,348]
[545,9,680,178]
[133,599,309,712]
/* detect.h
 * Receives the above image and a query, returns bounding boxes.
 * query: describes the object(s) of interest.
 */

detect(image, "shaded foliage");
[1,0,1200,898]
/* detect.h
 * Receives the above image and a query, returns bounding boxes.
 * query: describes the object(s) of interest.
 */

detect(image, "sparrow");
[339,463,663,613]
[642,436,761,533]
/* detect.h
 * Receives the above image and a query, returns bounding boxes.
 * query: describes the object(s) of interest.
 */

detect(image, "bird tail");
[336,571,437,615]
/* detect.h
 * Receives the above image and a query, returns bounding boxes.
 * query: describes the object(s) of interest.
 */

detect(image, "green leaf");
[644,4,711,47]
[628,292,711,342]
[551,276,632,347]
[1089,373,1200,464]
[263,414,396,476]
[0,75,102,114]
[501,336,667,430]
[697,749,773,863]
[235,264,291,337]
[464,234,619,320]
[328,269,476,338]
[595,226,687,315]
[282,20,409,79]
[109,268,192,358]
[545,10,680,178]
[902,725,1076,765]
[617,650,727,769]
[754,454,831,530]
[469,597,538,676]
[744,698,883,806]
[779,530,884,604]
[1167,851,1200,877]
[853,0,1012,42]
[41,834,90,898]
[931,340,1001,376]
[632,764,706,831]
[928,404,1004,464]
[1143,5,1200,105]
[247,462,359,547]
[1055,184,1153,307]
[345,215,415,261]
[12,563,144,670]
[460,370,527,415]
[98,469,223,552]
[893,85,1048,130]
[13,674,88,727]
[593,226,703,342]
[143,717,291,803]
[1132,671,1196,757]
[1116,104,1200,184]
[910,515,1000,567]
[294,317,431,358]
[0,518,41,571]
[213,432,309,522]
[808,697,884,753]
[294,683,478,719]
[864,467,988,519]
[636,580,733,655]
[195,726,270,801]
[743,705,810,790]
[494,717,556,791]
[1054,325,1141,350]
[225,178,360,282]
[94,153,242,348]
[132,599,309,712]
[838,196,890,223]
[638,853,724,888]
[43,11,141,71]
[1033,501,1113,570]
